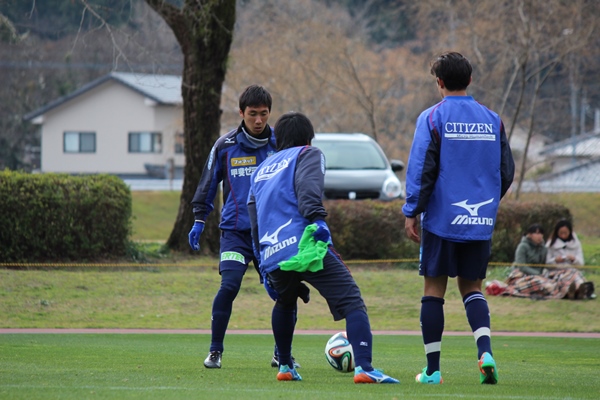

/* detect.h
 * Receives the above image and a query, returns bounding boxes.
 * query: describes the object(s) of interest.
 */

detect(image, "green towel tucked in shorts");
[279,223,329,273]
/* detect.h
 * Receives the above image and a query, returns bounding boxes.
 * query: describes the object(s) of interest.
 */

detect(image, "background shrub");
[324,199,571,263]
[0,171,131,262]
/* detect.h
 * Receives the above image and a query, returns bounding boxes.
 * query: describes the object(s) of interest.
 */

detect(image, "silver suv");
[312,133,404,201]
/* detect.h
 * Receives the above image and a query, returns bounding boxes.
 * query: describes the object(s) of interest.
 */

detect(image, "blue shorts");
[420,229,491,281]
[268,248,366,321]
[219,230,258,274]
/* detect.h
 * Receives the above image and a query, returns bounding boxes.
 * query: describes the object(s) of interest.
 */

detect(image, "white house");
[24,72,185,178]
[520,113,600,192]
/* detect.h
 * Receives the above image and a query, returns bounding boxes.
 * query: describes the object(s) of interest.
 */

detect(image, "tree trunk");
[145,0,236,254]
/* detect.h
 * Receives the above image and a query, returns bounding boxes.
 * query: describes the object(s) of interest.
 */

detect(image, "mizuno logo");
[260,219,292,245]
[451,198,494,216]
[450,198,495,226]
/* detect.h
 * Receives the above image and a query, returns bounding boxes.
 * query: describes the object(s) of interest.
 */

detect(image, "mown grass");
[1,333,598,400]
[130,191,181,241]
[2,266,598,332]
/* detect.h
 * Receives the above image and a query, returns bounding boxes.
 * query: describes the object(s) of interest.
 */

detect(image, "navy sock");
[274,308,298,357]
[345,308,373,371]
[272,303,297,368]
[420,296,445,375]
[463,291,492,358]
[209,270,244,352]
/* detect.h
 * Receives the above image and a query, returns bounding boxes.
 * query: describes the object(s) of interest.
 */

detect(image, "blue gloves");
[313,220,332,244]
[263,273,279,301]
[188,221,205,251]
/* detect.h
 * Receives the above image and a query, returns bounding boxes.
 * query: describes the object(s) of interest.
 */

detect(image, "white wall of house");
[40,81,183,174]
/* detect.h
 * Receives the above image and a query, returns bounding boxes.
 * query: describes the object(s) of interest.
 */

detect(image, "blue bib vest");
[250,146,311,272]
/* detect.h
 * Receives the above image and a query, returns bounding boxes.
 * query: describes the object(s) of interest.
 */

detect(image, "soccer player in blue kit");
[248,111,399,384]
[402,52,515,385]
[188,85,303,369]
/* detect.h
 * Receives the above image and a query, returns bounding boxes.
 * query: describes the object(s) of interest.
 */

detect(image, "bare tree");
[144,0,236,253]
[413,0,599,197]
[225,0,423,162]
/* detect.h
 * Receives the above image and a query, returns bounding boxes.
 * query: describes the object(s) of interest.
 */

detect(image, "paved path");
[1,328,598,338]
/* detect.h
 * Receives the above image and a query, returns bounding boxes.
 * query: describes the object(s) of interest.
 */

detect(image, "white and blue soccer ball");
[325,331,355,372]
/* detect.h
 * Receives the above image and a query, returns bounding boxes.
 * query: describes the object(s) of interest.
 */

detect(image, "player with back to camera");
[403,52,515,384]
[188,85,304,369]
[247,111,399,384]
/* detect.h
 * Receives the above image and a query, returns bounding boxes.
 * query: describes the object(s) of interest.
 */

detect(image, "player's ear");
[437,78,444,89]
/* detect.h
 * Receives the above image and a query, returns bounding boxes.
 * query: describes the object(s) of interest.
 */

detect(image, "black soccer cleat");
[271,353,301,368]
[204,350,222,368]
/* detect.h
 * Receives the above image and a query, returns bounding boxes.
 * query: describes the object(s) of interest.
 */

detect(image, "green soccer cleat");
[479,352,499,384]
[353,366,400,384]
[415,367,443,384]
[277,365,302,381]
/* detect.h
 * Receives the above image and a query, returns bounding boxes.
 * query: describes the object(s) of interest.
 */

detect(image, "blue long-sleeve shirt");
[402,96,515,241]
[191,123,276,231]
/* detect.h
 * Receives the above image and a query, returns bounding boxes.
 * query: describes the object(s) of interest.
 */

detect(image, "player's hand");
[404,216,421,243]
[313,220,332,244]
[263,273,279,301]
[188,221,204,251]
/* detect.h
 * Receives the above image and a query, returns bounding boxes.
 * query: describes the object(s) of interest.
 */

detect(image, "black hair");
[549,219,574,246]
[239,85,272,112]
[274,112,314,151]
[525,223,544,236]
[430,51,472,91]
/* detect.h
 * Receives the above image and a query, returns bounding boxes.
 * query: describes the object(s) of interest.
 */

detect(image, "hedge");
[323,199,571,263]
[0,171,131,262]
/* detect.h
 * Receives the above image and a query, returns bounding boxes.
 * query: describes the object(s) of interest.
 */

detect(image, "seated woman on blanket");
[545,219,593,299]
[503,223,590,300]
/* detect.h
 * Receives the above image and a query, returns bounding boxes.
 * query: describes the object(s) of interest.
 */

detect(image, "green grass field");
[1,333,598,399]
[2,267,599,332]
[2,191,600,398]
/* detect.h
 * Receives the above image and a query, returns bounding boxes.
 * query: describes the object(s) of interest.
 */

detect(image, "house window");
[129,132,162,153]
[175,131,184,154]
[64,131,96,153]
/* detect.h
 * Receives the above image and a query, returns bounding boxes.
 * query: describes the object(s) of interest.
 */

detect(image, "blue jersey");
[191,124,276,231]
[248,146,327,274]
[402,96,514,241]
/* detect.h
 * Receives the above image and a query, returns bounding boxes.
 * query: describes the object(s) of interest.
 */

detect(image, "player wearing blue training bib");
[248,112,400,384]
[403,52,514,385]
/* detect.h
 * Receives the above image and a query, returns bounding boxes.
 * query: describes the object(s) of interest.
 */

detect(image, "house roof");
[539,129,600,158]
[521,157,600,192]
[23,72,182,121]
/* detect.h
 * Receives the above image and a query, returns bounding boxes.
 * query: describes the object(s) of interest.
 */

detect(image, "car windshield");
[313,139,387,170]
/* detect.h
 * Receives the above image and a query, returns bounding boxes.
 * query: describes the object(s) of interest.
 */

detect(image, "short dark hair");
[525,223,544,235]
[430,51,472,91]
[239,85,272,112]
[274,112,315,151]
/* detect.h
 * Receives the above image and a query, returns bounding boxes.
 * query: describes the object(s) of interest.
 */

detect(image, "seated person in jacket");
[546,219,584,266]
[504,223,593,299]
[545,219,593,299]
[513,223,547,275]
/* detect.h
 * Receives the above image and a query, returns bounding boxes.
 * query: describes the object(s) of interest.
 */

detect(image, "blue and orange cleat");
[478,352,498,384]
[277,364,302,381]
[353,366,400,384]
